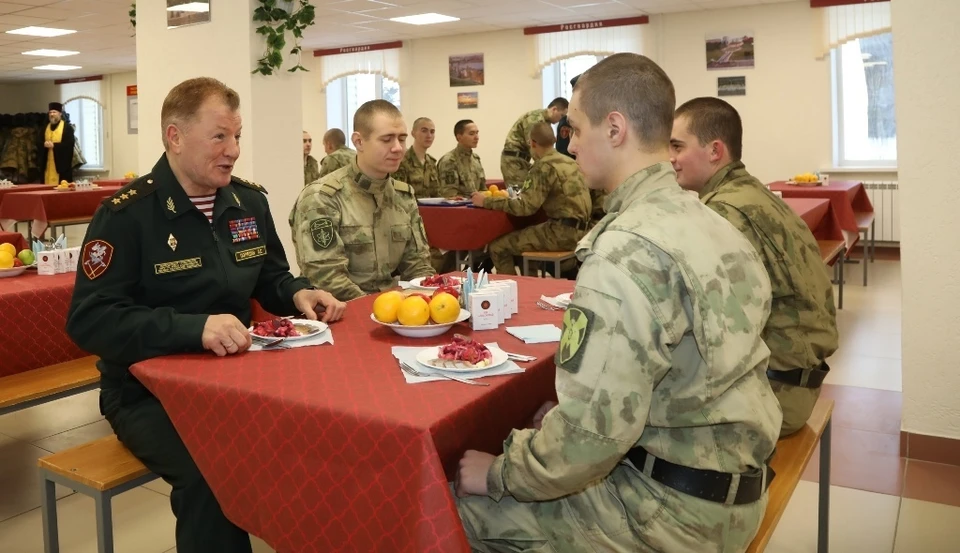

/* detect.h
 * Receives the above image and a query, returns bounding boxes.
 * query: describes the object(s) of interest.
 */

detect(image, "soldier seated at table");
[670,97,838,437]
[471,122,590,277]
[438,119,485,198]
[291,99,435,302]
[65,77,347,553]
[318,128,356,179]
[454,53,781,553]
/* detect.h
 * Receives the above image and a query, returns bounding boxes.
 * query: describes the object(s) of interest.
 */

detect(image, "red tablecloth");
[0,272,87,378]
[485,179,504,187]
[92,178,133,187]
[0,185,52,205]
[131,276,573,553]
[0,188,113,237]
[782,198,844,241]
[769,180,872,248]
[0,230,27,252]
[419,206,543,251]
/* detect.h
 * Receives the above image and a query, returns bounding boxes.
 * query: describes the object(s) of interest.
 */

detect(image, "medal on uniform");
[167,234,178,251]
[228,217,259,243]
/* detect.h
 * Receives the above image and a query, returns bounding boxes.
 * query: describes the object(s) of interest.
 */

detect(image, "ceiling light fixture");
[6,26,77,38]
[22,49,80,57]
[34,64,82,71]
[167,2,211,12]
[389,13,459,25]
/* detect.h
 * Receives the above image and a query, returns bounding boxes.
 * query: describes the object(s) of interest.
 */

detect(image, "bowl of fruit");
[371,289,469,338]
[0,243,34,278]
[787,173,822,186]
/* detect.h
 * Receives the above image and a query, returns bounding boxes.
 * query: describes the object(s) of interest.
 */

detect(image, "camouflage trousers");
[488,222,581,276]
[456,463,767,553]
[770,380,821,437]
[430,247,457,274]
[500,155,532,189]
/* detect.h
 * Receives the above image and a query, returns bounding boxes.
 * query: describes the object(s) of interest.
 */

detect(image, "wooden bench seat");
[747,398,835,553]
[0,356,100,416]
[39,434,157,553]
[818,240,845,310]
[521,251,576,278]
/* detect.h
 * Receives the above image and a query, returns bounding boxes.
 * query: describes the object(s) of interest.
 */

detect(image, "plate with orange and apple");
[0,243,34,278]
[370,289,469,338]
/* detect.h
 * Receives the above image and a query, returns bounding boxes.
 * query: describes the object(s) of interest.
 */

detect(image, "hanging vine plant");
[253,0,316,75]
[129,2,136,36]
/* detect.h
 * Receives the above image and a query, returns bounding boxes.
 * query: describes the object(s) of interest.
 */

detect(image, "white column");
[893,0,960,439]
[136,0,303,270]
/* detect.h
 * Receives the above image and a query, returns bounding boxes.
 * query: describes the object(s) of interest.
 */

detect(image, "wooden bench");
[854,211,875,286]
[747,398,835,553]
[46,216,93,241]
[0,356,100,417]
[818,240,845,310]
[521,251,576,278]
[38,434,157,553]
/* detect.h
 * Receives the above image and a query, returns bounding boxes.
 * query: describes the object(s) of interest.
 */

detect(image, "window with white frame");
[63,97,105,170]
[541,55,603,107]
[325,74,401,139]
[832,33,896,167]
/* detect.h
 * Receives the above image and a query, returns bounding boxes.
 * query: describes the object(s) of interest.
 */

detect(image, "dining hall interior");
[0,0,958,552]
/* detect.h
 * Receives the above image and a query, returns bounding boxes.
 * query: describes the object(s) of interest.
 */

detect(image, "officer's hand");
[470,192,486,207]
[455,450,496,498]
[44,141,53,149]
[531,400,558,430]
[293,289,346,323]
[201,314,252,357]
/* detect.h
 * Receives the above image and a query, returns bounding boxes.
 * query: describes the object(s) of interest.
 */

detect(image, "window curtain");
[814,2,891,59]
[60,79,103,106]
[533,25,643,77]
[320,48,401,89]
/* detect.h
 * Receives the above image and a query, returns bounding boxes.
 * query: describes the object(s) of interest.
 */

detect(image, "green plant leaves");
[252,0,313,75]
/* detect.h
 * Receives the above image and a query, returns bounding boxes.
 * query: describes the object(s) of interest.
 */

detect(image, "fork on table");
[399,361,489,387]
[250,335,291,350]
[536,299,565,312]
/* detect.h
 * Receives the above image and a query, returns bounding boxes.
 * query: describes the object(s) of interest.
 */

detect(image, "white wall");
[302,55,327,142]
[894,0,960,440]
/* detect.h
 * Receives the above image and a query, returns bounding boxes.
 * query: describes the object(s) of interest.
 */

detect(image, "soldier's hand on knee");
[202,314,252,357]
[455,450,496,497]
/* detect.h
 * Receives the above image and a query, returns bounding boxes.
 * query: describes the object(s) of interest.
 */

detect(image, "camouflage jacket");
[502,108,548,158]
[482,149,590,222]
[590,189,608,221]
[319,147,356,179]
[700,161,839,371]
[437,145,485,198]
[304,155,320,186]
[392,147,440,198]
[487,162,781,505]
[291,160,435,301]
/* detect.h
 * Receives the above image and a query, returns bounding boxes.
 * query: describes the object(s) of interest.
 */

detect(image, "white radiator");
[861,180,899,243]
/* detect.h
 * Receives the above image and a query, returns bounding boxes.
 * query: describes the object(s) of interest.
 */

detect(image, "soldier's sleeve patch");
[310,218,335,249]
[556,306,594,373]
[81,239,114,280]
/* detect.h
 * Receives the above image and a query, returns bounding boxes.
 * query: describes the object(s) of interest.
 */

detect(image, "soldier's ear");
[351,131,363,152]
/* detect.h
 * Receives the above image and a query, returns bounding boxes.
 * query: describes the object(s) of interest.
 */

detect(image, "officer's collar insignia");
[166,197,176,214]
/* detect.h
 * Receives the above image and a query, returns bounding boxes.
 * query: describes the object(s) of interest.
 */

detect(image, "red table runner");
[419,206,543,251]
[131,276,573,553]
[0,188,113,237]
[0,272,87,378]
[0,230,27,252]
[768,180,872,248]
[783,197,844,241]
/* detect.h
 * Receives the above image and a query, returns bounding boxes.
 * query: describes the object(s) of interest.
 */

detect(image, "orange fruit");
[488,185,499,193]
[373,291,404,323]
[397,296,430,326]
[429,292,461,324]
[0,243,15,257]
[0,251,14,269]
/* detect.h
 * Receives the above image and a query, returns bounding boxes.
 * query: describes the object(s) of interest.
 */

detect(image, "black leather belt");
[626,449,774,505]
[767,361,830,389]
[552,218,588,231]
[501,150,529,159]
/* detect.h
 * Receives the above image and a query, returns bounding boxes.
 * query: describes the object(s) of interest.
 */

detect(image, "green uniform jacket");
[502,108,547,157]
[319,147,355,178]
[483,149,590,222]
[392,147,440,198]
[304,154,320,186]
[66,154,311,383]
[438,145,485,198]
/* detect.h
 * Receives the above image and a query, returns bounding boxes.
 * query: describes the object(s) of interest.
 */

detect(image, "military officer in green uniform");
[303,130,320,185]
[291,100,435,301]
[500,98,568,188]
[65,78,346,553]
[455,54,781,553]
[671,97,839,436]
[437,119,485,198]
[471,122,590,276]
[318,128,355,178]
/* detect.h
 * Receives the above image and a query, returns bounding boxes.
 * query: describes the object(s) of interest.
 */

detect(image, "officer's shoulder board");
[317,178,344,197]
[103,174,158,212]
[232,176,268,194]
[392,179,412,195]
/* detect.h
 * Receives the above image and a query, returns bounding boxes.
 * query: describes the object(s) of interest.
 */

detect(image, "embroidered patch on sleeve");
[310,218,335,249]
[81,239,114,280]
[555,306,594,374]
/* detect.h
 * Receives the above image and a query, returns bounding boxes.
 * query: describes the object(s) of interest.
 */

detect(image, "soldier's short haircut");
[675,97,743,161]
[570,74,581,88]
[353,99,402,138]
[411,117,433,130]
[529,122,556,147]
[574,53,675,152]
[454,119,475,137]
[161,77,240,149]
[547,97,569,111]
[323,128,346,147]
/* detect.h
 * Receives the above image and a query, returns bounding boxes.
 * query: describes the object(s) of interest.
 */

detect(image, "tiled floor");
[2,260,959,552]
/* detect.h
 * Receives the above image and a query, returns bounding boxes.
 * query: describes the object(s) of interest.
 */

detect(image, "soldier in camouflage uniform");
[303,131,320,185]
[392,117,440,198]
[438,119,485,198]
[471,122,590,276]
[671,97,839,436]
[455,53,781,553]
[589,188,608,225]
[291,100,435,301]
[318,128,356,178]
[500,98,568,188]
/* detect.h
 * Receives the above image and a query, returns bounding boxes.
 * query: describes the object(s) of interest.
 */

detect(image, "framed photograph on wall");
[167,0,212,29]
[718,76,746,96]
[457,92,478,109]
[706,32,755,70]
[449,54,484,87]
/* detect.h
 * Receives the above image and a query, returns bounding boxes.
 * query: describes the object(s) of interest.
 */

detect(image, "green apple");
[17,249,35,266]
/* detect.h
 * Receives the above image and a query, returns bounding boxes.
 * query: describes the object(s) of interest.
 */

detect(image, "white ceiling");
[0,0,795,83]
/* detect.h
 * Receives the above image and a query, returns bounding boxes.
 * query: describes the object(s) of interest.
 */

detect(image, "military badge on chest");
[228,217,260,243]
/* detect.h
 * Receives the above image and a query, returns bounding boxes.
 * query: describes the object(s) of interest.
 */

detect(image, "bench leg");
[553,260,561,279]
[870,220,876,263]
[837,249,844,310]
[862,232,869,286]
[40,474,59,553]
[522,258,530,277]
[818,417,832,553]
[95,492,114,553]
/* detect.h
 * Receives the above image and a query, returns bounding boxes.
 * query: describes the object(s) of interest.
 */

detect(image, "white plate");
[409,275,463,290]
[370,309,471,338]
[417,197,469,205]
[0,266,28,278]
[248,318,328,342]
[415,345,508,373]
